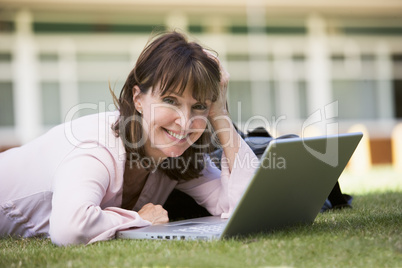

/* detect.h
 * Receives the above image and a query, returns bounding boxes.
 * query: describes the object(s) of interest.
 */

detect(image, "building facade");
[0,0,401,164]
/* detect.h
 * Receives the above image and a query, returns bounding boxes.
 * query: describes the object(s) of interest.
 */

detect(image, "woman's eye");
[193,103,207,110]
[162,97,176,105]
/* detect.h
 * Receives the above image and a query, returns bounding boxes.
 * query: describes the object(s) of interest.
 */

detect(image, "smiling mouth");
[165,129,188,140]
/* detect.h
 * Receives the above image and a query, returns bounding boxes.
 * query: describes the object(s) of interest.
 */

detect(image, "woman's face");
[134,85,211,161]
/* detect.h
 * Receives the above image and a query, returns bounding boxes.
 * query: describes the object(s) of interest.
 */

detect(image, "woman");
[0,31,258,246]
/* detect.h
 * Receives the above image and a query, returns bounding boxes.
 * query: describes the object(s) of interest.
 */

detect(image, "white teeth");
[167,130,187,140]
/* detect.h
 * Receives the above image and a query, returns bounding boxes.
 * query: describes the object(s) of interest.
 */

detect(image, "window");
[41,82,61,125]
[0,82,14,126]
[332,80,378,119]
[78,81,117,117]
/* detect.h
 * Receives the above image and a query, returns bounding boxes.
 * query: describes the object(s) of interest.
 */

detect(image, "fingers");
[138,203,169,225]
[203,49,230,117]
[220,68,230,88]
[203,49,230,81]
[203,49,218,61]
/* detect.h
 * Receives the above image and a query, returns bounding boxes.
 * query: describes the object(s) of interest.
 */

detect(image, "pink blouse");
[0,112,257,246]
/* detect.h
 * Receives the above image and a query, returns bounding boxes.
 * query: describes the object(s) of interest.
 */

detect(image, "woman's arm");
[49,146,151,246]
[209,113,241,173]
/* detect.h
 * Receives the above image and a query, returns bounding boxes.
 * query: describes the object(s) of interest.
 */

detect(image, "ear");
[133,85,143,114]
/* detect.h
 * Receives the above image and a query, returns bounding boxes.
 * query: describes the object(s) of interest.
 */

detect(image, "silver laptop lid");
[220,132,363,238]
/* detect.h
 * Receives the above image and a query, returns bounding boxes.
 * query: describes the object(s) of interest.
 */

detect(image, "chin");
[162,148,186,158]
[159,142,193,158]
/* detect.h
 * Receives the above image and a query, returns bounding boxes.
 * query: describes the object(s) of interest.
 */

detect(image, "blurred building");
[0,0,401,164]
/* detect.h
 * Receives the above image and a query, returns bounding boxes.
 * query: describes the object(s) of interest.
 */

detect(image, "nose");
[174,106,192,130]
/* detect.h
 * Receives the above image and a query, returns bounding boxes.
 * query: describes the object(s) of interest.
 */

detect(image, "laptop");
[117,132,363,241]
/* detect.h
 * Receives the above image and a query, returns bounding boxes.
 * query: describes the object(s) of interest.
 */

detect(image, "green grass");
[1,166,402,268]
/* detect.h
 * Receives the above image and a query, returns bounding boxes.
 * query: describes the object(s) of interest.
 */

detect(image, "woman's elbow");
[49,221,90,246]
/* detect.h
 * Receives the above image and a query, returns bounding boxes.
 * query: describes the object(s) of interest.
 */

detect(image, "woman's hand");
[204,50,230,119]
[138,203,169,225]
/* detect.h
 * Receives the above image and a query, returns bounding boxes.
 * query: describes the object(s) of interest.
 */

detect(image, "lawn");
[1,166,401,268]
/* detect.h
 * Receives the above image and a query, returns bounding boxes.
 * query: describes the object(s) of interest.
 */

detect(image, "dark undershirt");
[121,163,150,210]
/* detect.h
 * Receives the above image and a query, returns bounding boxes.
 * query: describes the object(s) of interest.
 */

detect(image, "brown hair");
[111,31,221,180]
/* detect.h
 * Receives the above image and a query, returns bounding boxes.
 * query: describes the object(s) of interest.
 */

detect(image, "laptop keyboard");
[173,223,225,234]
